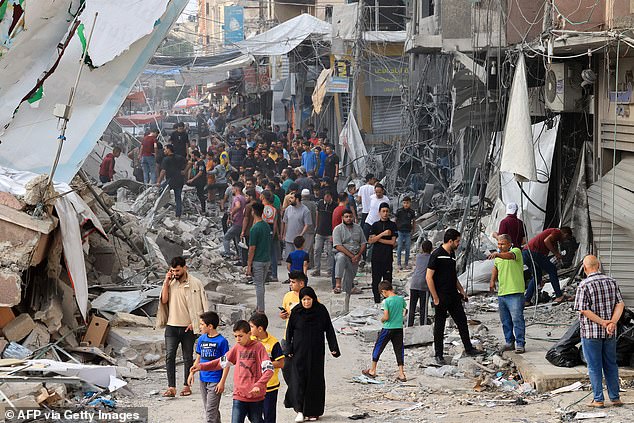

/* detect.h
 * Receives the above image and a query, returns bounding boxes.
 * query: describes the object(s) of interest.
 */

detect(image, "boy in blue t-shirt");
[193,311,230,423]
[362,281,407,382]
[286,235,309,278]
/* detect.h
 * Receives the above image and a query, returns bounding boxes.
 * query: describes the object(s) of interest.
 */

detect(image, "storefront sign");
[364,57,408,96]
[327,76,349,93]
[244,65,270,94]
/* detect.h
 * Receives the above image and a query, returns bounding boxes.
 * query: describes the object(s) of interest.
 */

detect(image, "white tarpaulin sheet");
[499,116,560,237]
[339,114,368,175]
[0,0,188,183]
[237,14,331,56]
[499,54,537,182]
[0,166,106,320]
[0,0,81,135]
[181,54,254,85]
[82,0,171,67]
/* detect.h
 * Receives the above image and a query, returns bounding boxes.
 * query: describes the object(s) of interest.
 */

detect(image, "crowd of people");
[106,109,628,420]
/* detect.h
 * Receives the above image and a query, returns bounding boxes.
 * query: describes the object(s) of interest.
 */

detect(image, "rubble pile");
[0,179,253,411]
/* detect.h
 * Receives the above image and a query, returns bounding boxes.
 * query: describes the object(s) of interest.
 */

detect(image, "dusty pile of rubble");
[0,178,253,410]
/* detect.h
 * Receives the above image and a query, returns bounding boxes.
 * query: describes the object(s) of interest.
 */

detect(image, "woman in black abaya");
[284,286,340,422]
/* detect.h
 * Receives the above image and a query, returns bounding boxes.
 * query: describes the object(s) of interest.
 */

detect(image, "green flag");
[27,86,44,108]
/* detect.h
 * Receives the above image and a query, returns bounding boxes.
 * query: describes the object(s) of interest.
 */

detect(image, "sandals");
[396,375,407,382]
[361,369,376,379]
[306,417,319,421]
[180,385,192,396]
[333,287,341,294]
[162,388,176,398]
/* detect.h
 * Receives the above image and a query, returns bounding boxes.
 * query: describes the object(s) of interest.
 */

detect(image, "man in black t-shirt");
[186,150,207,213]
[323,145,340,181]
[312,191,337,276]
[169,123,189,165]
[426,229,484,364]
[157,144,186,218]
[395,196,416,269]
[368,203,398,303]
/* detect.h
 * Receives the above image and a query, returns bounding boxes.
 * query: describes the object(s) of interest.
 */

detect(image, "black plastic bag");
[545,320,582,367]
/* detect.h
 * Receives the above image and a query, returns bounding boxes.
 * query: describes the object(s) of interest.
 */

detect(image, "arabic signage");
[224,6,244,46]
[326,76,349,93]
[244,65,271,94]
[364,56,408,97]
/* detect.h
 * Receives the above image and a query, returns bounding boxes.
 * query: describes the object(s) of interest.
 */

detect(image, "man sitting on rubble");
[523,227,573,306]
[157,256,209,398]
[333,209,367,313]
[488,234,526,354]
[427,229,485,365]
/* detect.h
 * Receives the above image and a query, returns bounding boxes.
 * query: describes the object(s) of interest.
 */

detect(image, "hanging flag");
[26,85,44,108]
[76,22,94,67]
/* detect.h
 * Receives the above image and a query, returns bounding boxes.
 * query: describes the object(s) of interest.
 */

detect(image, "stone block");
[109,312,154,328]
[107,327,164,366]
[0,192,26,211]
[33,298,63,333]
[214,304,251,325]
[0,270,21,308]
[3,313,35,342]
[0,382,43,399]
[403,325,434,347]
[116,362,148,379]
[206,290,228,305]
[359,327,382,343]
[21,323,50,351]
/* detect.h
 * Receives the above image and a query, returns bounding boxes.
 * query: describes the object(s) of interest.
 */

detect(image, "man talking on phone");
[156,256,209,398]
[426,229,485,365]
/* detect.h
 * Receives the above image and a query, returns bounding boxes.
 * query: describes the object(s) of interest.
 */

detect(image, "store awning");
[236,14,331,56]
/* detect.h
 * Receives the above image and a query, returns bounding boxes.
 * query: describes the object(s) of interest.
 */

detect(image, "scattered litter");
[551,381,584,394]
[351,375,383,384]
[574,411,607,420]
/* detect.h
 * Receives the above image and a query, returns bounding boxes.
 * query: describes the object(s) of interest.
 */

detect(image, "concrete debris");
[2,313,35,342]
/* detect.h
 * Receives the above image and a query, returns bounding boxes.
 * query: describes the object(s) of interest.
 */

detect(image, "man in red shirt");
[98,147,121,183]
[523,227,573,305]
[139,128,159,184]
[493,202,526,248]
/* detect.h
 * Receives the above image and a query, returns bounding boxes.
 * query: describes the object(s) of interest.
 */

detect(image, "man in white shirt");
[357,173,377,225]
[364,183,389,262]
[365,183,390,227]
[357,173,378,263]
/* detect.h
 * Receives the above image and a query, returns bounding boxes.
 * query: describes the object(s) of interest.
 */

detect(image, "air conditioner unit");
[544,62,583,112]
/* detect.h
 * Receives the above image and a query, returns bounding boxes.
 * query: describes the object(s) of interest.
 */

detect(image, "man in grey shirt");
[282,192,312,259]
[333,209,367,313]
[408,240,432,326]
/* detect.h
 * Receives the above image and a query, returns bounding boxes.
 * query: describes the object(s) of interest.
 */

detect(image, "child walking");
[249,313,285,423]
[286,236,309,276]
[190,320,274,423]
[408,240,433,326]
[192,311,230,423]
[362,281,408,382]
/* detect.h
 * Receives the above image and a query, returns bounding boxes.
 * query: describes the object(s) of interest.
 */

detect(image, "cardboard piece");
[82,316,109,347]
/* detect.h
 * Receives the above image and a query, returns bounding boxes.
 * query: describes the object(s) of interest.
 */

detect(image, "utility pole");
[349,0,364,123]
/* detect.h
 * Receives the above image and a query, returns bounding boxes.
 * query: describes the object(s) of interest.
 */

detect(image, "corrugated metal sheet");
[371,96,405,135]
[600,121,634,152]
[587,156,634,305]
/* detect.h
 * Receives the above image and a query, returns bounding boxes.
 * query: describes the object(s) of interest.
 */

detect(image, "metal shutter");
[371,96,405,135]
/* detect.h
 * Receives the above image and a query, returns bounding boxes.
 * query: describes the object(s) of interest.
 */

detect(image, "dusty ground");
[121,265,633,423]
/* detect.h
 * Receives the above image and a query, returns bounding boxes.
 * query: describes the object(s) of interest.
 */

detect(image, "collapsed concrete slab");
[107,327,165,366]
[3,313,35,342]
[403,325,434,346]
